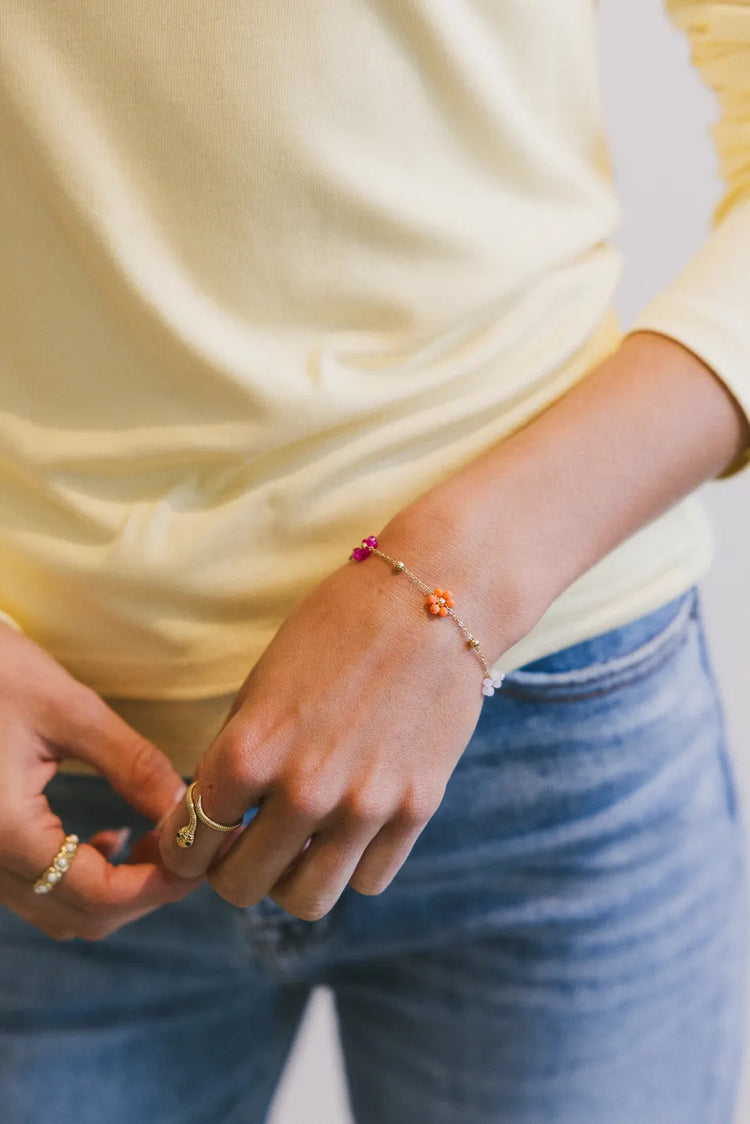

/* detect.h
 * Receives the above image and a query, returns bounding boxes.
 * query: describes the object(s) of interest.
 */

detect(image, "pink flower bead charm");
[349,535,378,561]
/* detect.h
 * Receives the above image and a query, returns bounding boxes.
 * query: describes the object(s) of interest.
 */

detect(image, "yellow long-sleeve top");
[2,3,750,769]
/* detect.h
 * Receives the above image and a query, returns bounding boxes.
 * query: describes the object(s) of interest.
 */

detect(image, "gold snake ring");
[175,781,243,848]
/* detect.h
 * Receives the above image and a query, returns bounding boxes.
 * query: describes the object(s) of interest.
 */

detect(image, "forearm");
[379,330,750,662]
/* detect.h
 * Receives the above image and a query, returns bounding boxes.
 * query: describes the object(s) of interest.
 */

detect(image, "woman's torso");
[0,2,714,711]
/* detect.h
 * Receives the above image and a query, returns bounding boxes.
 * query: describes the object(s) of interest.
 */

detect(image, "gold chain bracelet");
[348,535,505,697]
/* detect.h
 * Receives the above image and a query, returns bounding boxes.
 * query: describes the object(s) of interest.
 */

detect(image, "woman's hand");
[158,515,528,921]
[0,622,202,941]
[158,330,750,923]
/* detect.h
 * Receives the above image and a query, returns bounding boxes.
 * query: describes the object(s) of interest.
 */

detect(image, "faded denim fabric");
[0,583,746,1123]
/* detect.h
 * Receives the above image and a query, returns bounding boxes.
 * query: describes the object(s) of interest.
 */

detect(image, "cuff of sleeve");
[0,610,23,633]
[625,309,750,480]
[625,196,750,480]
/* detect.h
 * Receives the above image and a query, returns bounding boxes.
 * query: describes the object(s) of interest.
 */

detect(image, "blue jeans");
[0,583,746,1123]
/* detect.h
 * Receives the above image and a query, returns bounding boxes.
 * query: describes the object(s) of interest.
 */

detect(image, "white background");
[268,2,750,1119]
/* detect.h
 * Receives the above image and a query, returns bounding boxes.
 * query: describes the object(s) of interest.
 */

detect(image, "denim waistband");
[515,584,698,675]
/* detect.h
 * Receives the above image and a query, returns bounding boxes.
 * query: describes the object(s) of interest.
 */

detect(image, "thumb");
[53,686,188,823]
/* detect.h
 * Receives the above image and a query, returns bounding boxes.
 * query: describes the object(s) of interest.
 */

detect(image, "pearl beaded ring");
[33,833,80,895]
[348,535,505,698]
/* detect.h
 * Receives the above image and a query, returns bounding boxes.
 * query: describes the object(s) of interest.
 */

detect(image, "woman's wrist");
[372,500,540,668]
[373,330,750,669]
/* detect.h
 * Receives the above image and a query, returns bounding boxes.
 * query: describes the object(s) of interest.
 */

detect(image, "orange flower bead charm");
[425,588,455,616]
[345,534,502,698]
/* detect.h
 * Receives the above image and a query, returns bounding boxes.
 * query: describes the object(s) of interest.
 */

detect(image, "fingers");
[157,706,443,920]
[158,720,271,877]
[0,867,81,941]
[0,843,200,942]
[0,861,184,943]
[268,782,441,918]
[260,819,382,920]
[0,633,185,826]
[126,826,170,866]
[40,844,198,938]
[0,799,75,882]
[270,840,362,918]
[209,800,419,919]
[63,844,200,913]
[207,780,418,918]
[51,687,188,823]
[266,800,430,917]
[0,638,202,939]
[86,828,132,863]
[158,780,255,878]
[0,794,202,941]
[346,816,429,896]
[204,789,333,908]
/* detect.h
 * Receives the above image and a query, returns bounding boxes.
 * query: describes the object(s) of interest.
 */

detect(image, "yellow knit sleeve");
[624,0,750,479]
[0,611,23,633]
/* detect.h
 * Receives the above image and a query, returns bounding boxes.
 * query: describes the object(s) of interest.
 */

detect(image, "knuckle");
[125,735,170,794]
[281,776,332,822]
[274,891,331,922]
[340,788,387,826]
[204,735,253,791]
[350,872,392,897]
[298,904,329,922]
[74,870,115,917]
[208,741,249,786]
[208,872,259,910]
[69,683,105,726]
[398,784,442,827]
[159,840,206,880]
[64,683,122,744]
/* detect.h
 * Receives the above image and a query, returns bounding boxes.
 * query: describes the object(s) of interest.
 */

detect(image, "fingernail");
[112,828,131,858]
[156,784,188,831]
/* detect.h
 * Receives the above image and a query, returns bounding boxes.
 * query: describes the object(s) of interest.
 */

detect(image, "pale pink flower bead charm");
[481,672,506,697]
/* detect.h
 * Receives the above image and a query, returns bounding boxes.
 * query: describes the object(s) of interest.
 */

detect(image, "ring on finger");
[176,781,243,849]
[32,834,80,895]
